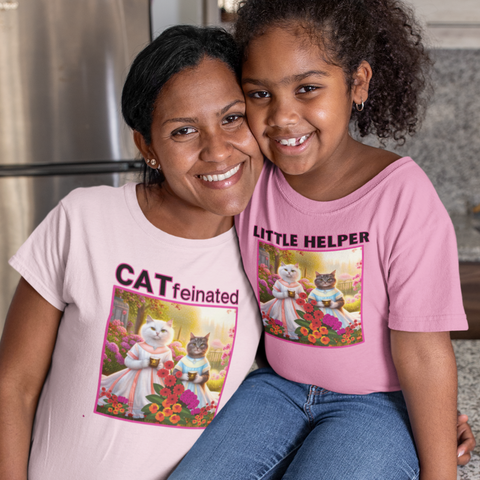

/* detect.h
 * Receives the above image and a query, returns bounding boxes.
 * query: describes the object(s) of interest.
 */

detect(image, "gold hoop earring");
[356,101,365,112]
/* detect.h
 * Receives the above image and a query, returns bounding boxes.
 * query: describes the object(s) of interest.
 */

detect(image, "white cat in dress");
[97,315,174,418]
[261,263,305,339]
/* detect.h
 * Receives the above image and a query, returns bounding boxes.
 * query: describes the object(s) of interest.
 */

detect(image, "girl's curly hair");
[234,0,432,144]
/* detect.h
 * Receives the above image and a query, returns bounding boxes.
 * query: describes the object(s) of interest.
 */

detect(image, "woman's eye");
[222,114,243,125]
[249,91,271,99]
[172,126,196,137]
[297,85,318,94]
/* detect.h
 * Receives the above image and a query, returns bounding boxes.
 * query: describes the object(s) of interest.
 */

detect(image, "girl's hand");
[457,413,476,465]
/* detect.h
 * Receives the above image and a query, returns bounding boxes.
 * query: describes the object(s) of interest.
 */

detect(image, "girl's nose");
[267,97,299,128]
[200,130,233,163]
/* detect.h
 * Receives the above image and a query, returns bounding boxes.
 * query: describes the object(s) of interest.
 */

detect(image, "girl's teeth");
[278,134,309,146]
[201,164,240,182]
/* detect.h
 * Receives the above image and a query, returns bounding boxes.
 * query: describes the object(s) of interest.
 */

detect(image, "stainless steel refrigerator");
[0,0,150,330]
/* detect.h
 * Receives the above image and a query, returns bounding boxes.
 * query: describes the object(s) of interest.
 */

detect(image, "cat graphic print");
[95,287,236,428]
[258,242,363,347]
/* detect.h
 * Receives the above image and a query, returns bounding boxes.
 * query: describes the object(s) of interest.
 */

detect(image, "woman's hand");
[0,278,63,480]
[457,413,476,465]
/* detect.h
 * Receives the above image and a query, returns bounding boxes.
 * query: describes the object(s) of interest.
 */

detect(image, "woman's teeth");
[201,164,240,182]
[277,134,310,146]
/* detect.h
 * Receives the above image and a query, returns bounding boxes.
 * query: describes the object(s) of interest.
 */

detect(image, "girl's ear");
[133,130,155,164]
[352,60,373,105]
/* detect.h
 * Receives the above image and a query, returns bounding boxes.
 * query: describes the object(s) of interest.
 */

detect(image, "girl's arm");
[391,330,458,480]
[0,278,63,480]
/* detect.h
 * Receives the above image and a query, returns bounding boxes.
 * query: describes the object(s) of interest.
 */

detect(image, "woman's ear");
[352,60,373,106]
[133,130,154,162]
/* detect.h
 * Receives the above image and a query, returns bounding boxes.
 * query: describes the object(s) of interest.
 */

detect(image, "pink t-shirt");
[9,183,262,480]
[235,157,467,395]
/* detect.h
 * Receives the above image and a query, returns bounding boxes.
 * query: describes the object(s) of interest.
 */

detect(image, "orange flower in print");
[321,336,330,345]
[313,330,322,338]
[162,398,173,408]
[163,407,173,417]
[320,326,328,335]
[170,414,181,424]
[308,334,316,343]
[300,327,309,336]
[172,403,182,413]
[149,403,159,414]
[155,412,165,422]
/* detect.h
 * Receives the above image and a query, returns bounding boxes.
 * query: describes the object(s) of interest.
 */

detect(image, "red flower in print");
[165,375,177,387]
[299,292,307,299]
[309,299,317,306]
[157,368,169,378]
[303,303,314,313]
[173,384,185,396]
[304,313,314,322]
[296,298,306,306]
[160,387,171,397]
[164,360,174,370]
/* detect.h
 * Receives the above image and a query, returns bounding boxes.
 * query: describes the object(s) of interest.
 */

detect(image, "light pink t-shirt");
[9,183,262,480]
[235,157,467,395]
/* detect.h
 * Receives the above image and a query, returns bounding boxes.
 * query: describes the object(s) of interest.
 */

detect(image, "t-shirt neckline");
[124,182,237,248]
[272,156,413,214]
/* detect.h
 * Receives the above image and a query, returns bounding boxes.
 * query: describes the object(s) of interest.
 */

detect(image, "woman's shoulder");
[60,183,133,213]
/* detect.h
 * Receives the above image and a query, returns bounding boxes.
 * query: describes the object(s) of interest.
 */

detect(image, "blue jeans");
[168,368,419,480]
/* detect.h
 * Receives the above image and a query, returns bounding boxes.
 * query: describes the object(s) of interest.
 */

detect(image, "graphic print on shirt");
[258,241,364,347]
[95,286,237,428]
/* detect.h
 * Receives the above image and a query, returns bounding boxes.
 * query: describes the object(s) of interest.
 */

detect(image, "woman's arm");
[0,278,63,480]
[391,330,458,480]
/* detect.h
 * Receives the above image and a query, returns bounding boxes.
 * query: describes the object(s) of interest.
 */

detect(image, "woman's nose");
[267,97,299,128]
[200,130,233,163]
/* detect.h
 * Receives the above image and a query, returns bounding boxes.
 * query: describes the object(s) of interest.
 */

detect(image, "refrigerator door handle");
[0,160,144,177]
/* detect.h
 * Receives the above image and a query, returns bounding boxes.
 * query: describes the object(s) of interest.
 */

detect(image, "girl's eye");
[297,85,318,94]
[222,114,244,125]
[249,91,271,99]
[171,126,196,137]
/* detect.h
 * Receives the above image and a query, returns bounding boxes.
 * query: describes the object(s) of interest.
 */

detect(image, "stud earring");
[356,101,365,112]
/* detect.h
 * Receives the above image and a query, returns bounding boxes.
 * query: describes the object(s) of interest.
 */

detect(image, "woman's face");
[142,57,263,217]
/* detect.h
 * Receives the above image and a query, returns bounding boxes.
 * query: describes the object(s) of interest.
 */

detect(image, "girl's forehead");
[242,28,339,85]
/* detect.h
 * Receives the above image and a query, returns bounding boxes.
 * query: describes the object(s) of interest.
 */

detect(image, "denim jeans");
[168,367,419,480]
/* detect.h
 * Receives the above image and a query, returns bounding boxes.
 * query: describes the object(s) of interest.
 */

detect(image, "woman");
[0,25,263,480]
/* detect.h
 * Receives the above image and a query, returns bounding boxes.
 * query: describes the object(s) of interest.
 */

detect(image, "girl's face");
[242,27,363,177]
[139,57,263,217]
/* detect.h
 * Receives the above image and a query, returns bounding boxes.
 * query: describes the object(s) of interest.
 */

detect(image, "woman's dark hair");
[234,0,432,144]
[122,25,241,185]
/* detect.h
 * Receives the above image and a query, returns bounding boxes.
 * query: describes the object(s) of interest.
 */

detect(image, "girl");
[169,1,469,479]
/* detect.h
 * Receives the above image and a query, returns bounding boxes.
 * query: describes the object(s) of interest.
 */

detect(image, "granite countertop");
[451,215,480,263]
[454,340,480,479]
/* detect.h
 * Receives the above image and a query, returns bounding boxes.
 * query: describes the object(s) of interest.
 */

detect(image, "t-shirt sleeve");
[8,202,71,311]
[386,174,467,332]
